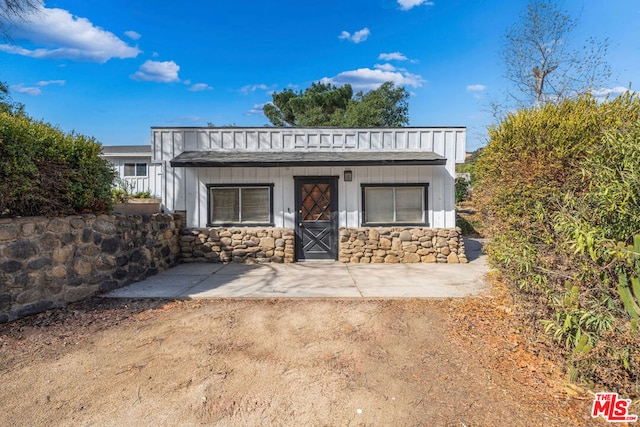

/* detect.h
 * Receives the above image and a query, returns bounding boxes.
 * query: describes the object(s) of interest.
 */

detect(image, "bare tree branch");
[500,0,610,110]
[0,0,41,40]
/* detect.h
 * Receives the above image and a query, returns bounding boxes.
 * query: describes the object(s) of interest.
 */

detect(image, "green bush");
[455,215,479,236]
[455,177,470,203]
[475,93,640,393]
[133,190,152,198]
[455,147,483,184]
[0,112,115,216]
[111,178,153,203]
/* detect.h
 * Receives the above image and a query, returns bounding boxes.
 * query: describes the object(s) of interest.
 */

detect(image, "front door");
[294,177,338,261]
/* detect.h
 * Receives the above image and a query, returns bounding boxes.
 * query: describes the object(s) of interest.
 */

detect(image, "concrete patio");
[105,238,489,299]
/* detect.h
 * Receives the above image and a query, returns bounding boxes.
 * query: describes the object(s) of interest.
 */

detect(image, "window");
[124,163,147,177]
[208,184,273,225]
[362,184,428,225]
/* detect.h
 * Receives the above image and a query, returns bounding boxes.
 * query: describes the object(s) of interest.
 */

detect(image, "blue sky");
[1,0,639,151]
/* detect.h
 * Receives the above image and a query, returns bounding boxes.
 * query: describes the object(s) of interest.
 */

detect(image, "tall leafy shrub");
[0,112,115,216]
[479,96,625,286]
[475,93,640,392]
[476,94,640,287]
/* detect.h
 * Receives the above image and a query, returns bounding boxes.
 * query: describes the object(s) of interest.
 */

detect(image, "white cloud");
[0,5,140,63]
[131,60,180,83]
[591,86,634,98]
[124,30,141,40]
[397,0,435,10]
[378,52,418,64]
[246,104,266,116]
[466,84,486,92]
[37,80,65,87]
[240,83,275,94]
[378,52,408,61]
[189,83,213,92]
[338,28,370,44]
[9,84,41,96]
[321,67,424,91]
[9,79,66,96]
[467,84,486,99]
[374,63,397,72]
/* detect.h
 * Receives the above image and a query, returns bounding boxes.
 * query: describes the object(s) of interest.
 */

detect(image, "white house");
[147,127,466,263]
[101,145,161,196]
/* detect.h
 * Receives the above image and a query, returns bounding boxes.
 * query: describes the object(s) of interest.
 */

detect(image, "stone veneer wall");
[339,227,466,264]
[180,228,295,263]
[0,214,180,323]
[178,226,465,264]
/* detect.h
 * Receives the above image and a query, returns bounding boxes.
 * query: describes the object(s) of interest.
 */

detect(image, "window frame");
[361,183,429,226]
[123,162,148,177]
[207,184,274,227]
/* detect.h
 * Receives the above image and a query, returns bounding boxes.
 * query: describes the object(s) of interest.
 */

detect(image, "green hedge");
[0,112,115,217]
[475,93,640,393]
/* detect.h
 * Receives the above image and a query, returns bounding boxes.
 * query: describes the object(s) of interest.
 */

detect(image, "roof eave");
[101,153,151,158]
[170,159,447,167]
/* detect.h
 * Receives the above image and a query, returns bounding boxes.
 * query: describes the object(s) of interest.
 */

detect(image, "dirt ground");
[0,287,613,426]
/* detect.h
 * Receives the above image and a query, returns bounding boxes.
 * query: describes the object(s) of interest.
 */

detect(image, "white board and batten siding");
[100,146,163,199]
[151,127,466,229]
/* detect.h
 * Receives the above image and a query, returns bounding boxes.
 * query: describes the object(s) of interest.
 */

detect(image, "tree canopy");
[0,81,24,114]
[0,81,11,113]
[263,81,409,127]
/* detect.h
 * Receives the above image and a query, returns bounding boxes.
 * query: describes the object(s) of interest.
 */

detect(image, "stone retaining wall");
[339,227,466,263]
[180,228,295,263]
[0,214,180,323]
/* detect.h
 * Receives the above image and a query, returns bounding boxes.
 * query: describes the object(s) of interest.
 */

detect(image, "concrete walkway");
[106,238,489,299]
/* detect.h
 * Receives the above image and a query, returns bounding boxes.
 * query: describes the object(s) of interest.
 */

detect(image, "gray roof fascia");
[101,145,151,157]
[170,150,447,168]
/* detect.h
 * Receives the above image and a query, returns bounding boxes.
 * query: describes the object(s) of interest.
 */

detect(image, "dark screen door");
[294,177,338,261]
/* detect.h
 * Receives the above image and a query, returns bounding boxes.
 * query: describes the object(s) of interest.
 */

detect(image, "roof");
[170,150,446,167]
[151,126,466,130]
[101,145,151,157]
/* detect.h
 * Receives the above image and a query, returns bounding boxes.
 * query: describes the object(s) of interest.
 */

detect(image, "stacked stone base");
[179,226,465,264]
[180,228,295,263]
[339,227,466,263]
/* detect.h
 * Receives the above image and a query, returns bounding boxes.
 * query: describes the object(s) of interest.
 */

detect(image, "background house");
[101,145,160,196]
